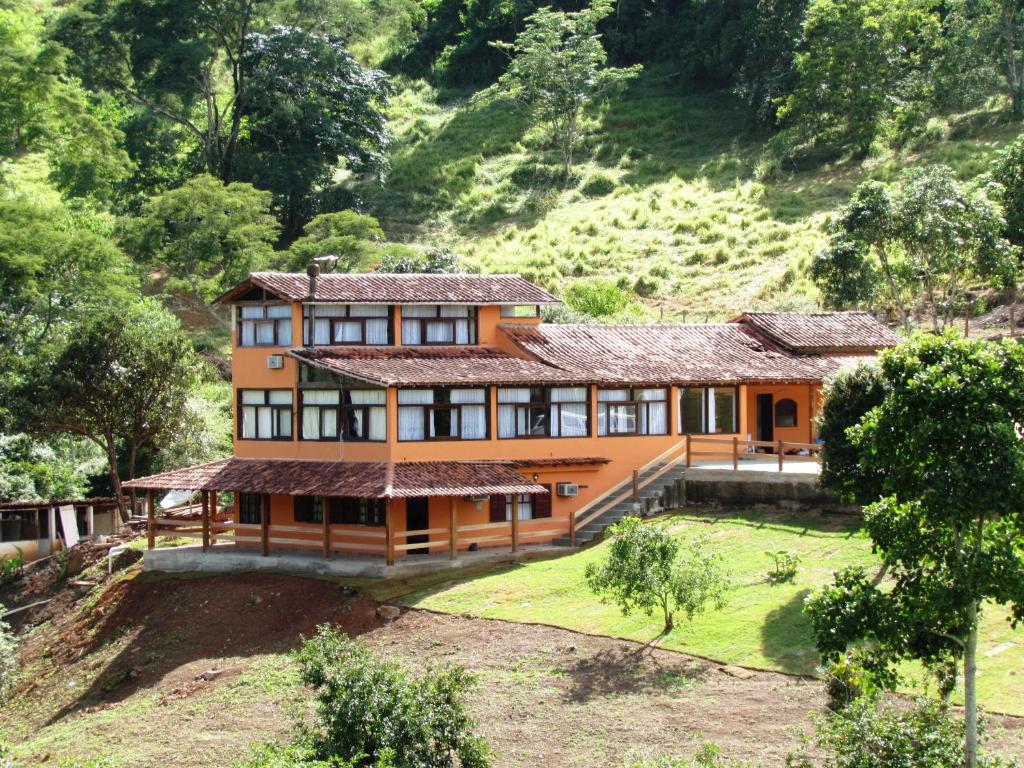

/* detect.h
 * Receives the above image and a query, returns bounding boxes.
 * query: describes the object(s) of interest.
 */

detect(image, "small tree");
[291,625,490,768]
[804,332,1024,768]
[491,0,640,173]
[285,211,415,273]
[0,607,18,704]
[375,248,464,274]
[812,166,1018,330]
[12,301,202,518]
[585,517,729,633]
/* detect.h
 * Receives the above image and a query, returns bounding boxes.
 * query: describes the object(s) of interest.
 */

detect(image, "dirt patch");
[6,573,1024,767]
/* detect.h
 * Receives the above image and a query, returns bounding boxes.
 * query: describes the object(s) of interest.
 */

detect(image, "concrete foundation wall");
[683,469,847,509]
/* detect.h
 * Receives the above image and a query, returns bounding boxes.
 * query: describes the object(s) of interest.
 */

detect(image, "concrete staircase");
[552,458,687,548]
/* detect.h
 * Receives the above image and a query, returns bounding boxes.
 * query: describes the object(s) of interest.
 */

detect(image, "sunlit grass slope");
[401,509,1024,714]
[363,73,1023,317]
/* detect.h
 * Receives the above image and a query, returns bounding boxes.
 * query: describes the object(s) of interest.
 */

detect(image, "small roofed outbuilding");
[215,271,561,306]
[123,458,548,498]
[732,312,900,354]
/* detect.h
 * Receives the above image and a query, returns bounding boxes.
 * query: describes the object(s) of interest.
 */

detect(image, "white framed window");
[239,389,293,439]
[397,388,487,441]
[238,304,292,347]
[497,387,589,438]
[400,305,476,345]
[302,304,390,346]
[597,388,668,435]
[678,387,738,434]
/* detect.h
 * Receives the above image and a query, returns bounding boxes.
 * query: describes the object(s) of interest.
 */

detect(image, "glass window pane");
[256,321,275,344]
[398,407,425,440]
[258,407,272,437]
[277,409,292,437]
[336,321,362,343]
[350,389,386,405]
[425,321,453,343]
[609,403,637,433]
[242,407,256,438]
[241,322,255,346]
[241,306,264,319]
[269,390,292,404]
[680,388,706,434]
[713,389,736,433]
[266,305,291,318]
[277,320,292,346]
[241,390,265,404]
[368,407,386,441]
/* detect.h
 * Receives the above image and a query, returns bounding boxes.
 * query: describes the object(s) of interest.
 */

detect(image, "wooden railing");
[684,434,821,471]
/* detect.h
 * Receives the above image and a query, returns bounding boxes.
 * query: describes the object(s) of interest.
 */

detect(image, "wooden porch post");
[511,495,520,553]
[146,490,155,550]
[48,505,57,551]
[260,494,270,557]
[569,509,576,548]
[449,497,457,560]
[777,439,784,472]
[685,434,692,467]
[632,469,639,502]
[201,490,210,551]
[732,436,738,471]
[321,496,330,560]
[385,499,395,567]
[209,490,218,544]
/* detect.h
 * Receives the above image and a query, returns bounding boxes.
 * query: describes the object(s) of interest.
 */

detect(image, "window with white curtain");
[400,305,476,345]
[678,387,738,434]
[238,304,292,347]
[343,390,387,441]
[597,388,668,436]
[397,388,487,440]
[239,389,293,439]
[302,304,390,346]
[300,390,339,440]
[497,386,589,438]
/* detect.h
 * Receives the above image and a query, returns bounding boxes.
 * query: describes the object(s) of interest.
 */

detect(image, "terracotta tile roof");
[501,323,842,385]
[733,312,900,353]
[216,272,560,305]
[290,346,579,386]
[123,458,546,498]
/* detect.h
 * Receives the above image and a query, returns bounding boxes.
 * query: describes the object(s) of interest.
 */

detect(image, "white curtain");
[637,389,668,435]
[598,389,628,436]
[368,408,386,440]
[425,320,453,343]
[497,388,529,438]
[398,389,432,441]
[241,323,255,346]
[402,305,434,344]
[350,304,388,317]
[550,387,587,437]
[350,389,385,404]
[707,387,717,433]
[257,407,272,437]
[302,391,338,439]
[256,321,274,344]
[365,318,388,345]
[335,321,363,343]
[302,408,320,439]
[242,408,256,438]
[452,389,486,439]
[348,391,387,441]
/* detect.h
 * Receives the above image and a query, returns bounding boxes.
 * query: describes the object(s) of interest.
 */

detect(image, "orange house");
[126,270,898,566]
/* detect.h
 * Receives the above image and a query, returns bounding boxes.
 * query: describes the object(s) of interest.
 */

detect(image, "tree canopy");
[805,332,1024,768]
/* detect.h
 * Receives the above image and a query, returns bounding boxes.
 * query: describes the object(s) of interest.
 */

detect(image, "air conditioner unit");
[556,482,579,497]
[266,354,284,369]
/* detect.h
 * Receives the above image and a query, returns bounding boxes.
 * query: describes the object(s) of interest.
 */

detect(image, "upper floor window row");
[597,388,669,436]
[401,305,477,345]
[238,304,292,347]
[303,304,391,346]
[397,388,487,441]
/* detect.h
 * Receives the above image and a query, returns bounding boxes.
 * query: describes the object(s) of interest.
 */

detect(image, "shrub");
[0,550,23,586]
[764,550,800,584]
[0,607,17,704]
[580,172,617,196]
[822,656,872,712]
[292,625,491,768]
[787,697,1014,768]
[564,278,631,317]
[238,742,390,768]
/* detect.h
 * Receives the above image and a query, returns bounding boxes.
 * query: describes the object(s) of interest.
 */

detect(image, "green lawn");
[400,509,1024,715]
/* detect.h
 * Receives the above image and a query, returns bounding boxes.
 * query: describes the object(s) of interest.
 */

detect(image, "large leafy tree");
[945,0,1024,117]
[0,197,133,366]
[284,210,415,272]
[0,2,131,200]
[235,25,389,237]
[779,0,944,155]
[11,301,203,517]
[804,332,1024,768]
[52,0,388,230]
[812,165,1018,330]
[491,0,641,173]
[121,173,280,311]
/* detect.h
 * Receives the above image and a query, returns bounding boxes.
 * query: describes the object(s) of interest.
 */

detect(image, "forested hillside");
[3,0,1024,499]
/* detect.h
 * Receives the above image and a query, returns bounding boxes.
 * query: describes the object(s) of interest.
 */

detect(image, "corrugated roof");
[290,346,579,386]
[734,312,900,353]
[123,458,546,498]
[216,272,560,305]
[501,323,844,385]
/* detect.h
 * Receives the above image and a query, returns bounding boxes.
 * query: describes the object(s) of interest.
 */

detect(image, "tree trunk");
[964,600,979,768]
[106,437,128,523]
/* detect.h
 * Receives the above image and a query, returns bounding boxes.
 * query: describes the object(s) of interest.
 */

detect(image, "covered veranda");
[122,457,561,569]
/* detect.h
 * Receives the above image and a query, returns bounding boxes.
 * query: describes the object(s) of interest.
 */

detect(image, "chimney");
[306,261,320,300]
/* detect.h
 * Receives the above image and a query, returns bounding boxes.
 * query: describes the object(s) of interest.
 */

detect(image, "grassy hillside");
[360,72,1023,317]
